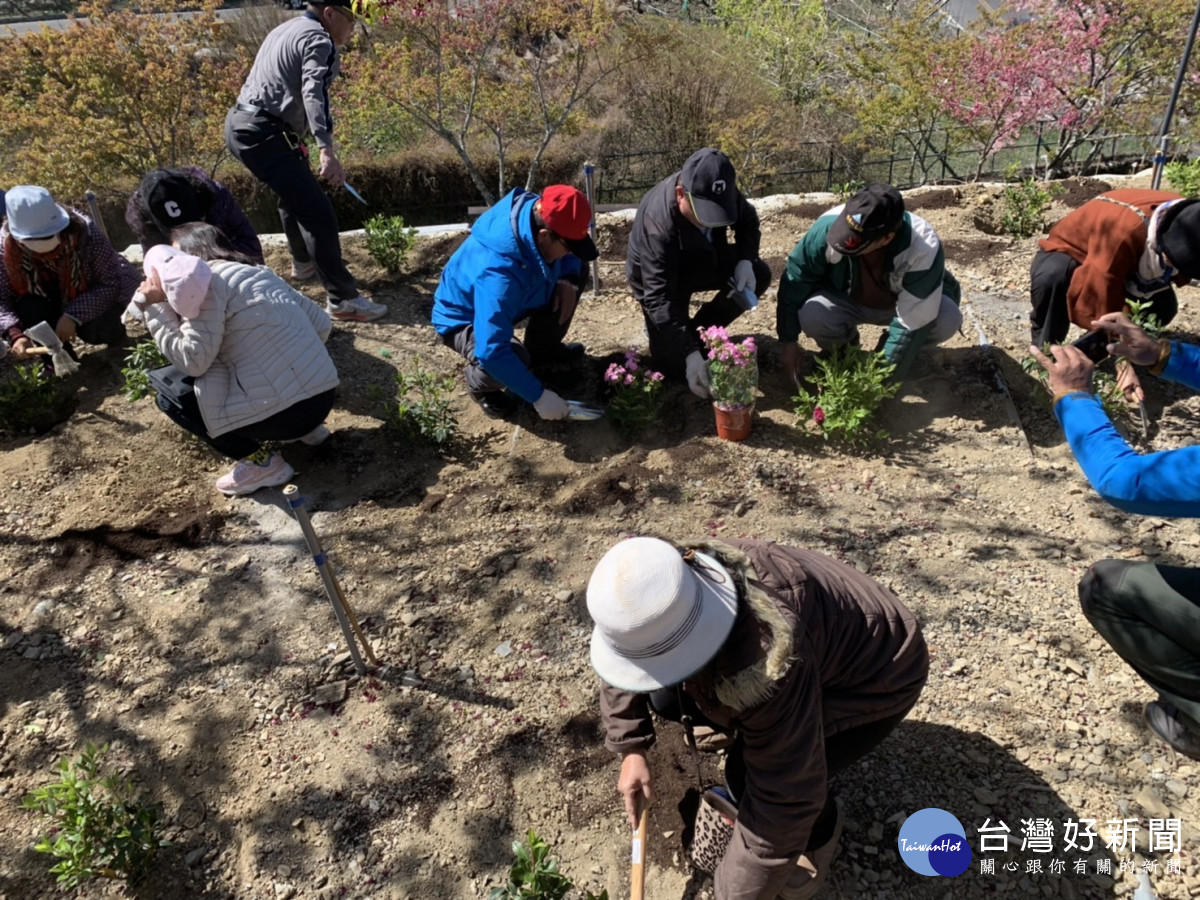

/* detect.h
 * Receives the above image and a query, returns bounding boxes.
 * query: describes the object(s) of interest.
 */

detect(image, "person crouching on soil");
[133,223,338,496]
[1,185,138,364]
[587,536,929,900]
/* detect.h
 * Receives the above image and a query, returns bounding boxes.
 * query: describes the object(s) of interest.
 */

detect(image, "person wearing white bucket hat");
[0,185,138,364]
[589,537,928,900]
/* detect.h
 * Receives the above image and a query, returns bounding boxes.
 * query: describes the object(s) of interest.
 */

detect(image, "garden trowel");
[25,321,80,376]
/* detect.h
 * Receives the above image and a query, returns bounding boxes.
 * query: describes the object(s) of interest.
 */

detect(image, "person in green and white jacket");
[776,183,961,383]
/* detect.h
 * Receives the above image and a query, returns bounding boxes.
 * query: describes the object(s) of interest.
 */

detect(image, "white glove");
[533,388,570,420]
[685,350,712,399]
[733,259,755,293]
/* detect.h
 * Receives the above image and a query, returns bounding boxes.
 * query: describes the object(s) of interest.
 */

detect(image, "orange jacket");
[1040,189,1190,328]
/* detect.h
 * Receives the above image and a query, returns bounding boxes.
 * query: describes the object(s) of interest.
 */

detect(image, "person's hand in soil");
[9,336,35,360]
[1092,312,1160,366]
[1028,342,1094,396]
[781,341,803,388]
[618,750,653,830]
[552,280,577,327]
[1114,358,1144,404]
[137,271,168,307]
[55,314,76,344]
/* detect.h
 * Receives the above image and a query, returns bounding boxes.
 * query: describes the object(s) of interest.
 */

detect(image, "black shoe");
[474,391,520,419]
[533,342,586,369]
[1144,700,1200,759]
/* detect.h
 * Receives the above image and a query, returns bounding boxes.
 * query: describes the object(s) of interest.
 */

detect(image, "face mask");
[18,235,60,254]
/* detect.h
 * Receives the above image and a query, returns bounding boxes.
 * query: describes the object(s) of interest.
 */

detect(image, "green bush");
[393,357,458,446]
[364,214,418,274]
[1000,168,1062,238]
[489,830,608,900]
[793,346,898,445]
[21,743,168,889]
[0,360,65,434]
[1166,159,1200,197]
[121,338,167,402]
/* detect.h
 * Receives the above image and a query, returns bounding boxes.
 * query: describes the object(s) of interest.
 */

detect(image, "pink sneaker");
[215,453,294,496]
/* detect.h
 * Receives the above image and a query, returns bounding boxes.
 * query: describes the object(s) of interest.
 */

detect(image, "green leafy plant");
[1020,346,1132,424]
[1124,297,1164,338]
[1166,159,1200,198]
[364,214,418,274]
[489,830,608,900]
[393,357,458,445]
[604,348,664,434]
[0,360,64,434]
[1000,167,1062,238]
[121,338,167,402]
[21,743,168,889]
[833,179,866,201]
[793,346,899,445]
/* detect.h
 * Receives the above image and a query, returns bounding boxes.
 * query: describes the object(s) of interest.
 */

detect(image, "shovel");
[631,797,649,900]
[25,320,80,375]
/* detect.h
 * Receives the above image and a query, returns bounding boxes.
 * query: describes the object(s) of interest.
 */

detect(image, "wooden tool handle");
[631,800,649,900]
[24,346,53,355]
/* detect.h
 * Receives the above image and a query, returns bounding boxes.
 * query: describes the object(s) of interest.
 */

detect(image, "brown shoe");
[778,802,843,900]
[693,724,737,752]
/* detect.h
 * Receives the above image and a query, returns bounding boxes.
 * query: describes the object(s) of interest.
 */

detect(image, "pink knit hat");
[144,245,211,319]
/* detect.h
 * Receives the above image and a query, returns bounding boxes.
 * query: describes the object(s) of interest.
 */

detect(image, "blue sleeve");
[472,267,544,403]
[1161,342,1200,392]
[1056,391,1200,517]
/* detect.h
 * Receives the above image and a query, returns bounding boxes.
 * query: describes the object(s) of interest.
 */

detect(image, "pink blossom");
[813,407,826,424]
[624,373,634,386]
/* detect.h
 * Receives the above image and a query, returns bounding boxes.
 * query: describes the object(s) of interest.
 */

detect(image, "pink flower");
[650,371,664,382]
[813,407,826,424]
[605,363,625,384]
[625,374,634,386]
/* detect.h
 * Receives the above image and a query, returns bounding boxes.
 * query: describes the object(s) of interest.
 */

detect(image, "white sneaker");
[290,260,317,282]
[298,424,330,445]
[327,295,387,322]
[214,452,294,496]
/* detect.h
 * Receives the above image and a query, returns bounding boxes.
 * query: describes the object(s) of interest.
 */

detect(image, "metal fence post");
[826,146,835,191]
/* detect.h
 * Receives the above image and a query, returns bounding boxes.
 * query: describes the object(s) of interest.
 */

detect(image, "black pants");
[638,252,772,381]
[14,294,126,347]
[156,387,336,460]
[1080,560,1200,724]
[648,688,909,851]
[440,301,574,396]
[1030,249,1177,347]
[225,107,358,302]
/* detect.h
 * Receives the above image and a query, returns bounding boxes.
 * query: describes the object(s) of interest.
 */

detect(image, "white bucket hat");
[587,537,739,692]
[6,185,70,241]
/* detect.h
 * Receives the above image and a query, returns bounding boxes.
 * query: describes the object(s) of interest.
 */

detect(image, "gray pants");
[1080,560,1200,723]
[799,291,962,350]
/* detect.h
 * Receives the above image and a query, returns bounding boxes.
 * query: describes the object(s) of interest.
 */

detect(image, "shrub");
[1000,169,1062,238]
[489,830,608,900]
[393,357,458,445]
[1166,159,1200,197]
[364,214,418,274]
[0,360,65,434]
[21,743,168,889]
[793,346,898,445]
[121,338,168,402]
[604,348,664,434]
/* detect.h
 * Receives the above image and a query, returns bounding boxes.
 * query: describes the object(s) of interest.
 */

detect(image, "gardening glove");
[733,259,755,293]
[685,350,712,399]
[533,388,570,420]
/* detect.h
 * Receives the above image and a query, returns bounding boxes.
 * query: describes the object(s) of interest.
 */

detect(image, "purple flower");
[813,407,826,424]
[625,373,634,386]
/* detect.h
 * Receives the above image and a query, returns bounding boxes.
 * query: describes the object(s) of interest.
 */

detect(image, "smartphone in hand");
[1071,330,1111,364]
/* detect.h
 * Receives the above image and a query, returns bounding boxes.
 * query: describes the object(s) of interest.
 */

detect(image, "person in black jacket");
[626,148,771,398]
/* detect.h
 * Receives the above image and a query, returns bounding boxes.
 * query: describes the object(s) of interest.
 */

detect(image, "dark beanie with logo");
[1160,198,1200,280]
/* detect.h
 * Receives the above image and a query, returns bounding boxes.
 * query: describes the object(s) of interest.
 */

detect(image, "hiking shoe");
[290,259,317,282]
[327,295,387,322]
[473,390,520,419]
[215,452,294,496]
[298,424,331,446]
[1144,701,1200,759]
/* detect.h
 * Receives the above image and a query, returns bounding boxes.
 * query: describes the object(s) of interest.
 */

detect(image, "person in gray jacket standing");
[224,0,387,323]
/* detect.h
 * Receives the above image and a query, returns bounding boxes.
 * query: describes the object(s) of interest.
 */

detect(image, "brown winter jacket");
[1039,189,1190,329]
[599,539,928,900]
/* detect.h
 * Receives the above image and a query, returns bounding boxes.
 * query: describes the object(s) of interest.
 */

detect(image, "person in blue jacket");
[1031,313,1200,760]
[433,184,598,419]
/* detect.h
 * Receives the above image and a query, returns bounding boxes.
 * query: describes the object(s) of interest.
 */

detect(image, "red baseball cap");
[539,185,598,262]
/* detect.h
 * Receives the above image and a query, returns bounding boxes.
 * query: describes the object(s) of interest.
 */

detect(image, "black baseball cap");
[1159,198,1200,280]
[827,183,905,255]
[680,148,738,228]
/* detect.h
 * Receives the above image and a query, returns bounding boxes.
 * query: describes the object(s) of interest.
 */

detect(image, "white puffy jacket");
[143,260,338,437]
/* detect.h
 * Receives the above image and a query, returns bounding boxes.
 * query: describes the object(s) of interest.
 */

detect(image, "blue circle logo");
[897,808,972,876]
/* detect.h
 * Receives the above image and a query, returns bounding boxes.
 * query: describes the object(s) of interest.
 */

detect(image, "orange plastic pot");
[713,403,753,441]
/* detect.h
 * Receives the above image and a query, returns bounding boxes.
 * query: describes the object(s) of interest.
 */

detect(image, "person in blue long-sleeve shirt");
[1032,312,1200,760]
[433,185,598,420]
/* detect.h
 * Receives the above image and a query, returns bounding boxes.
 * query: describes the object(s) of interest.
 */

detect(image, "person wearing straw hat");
[588,537,928,900]
[0,185,138,363]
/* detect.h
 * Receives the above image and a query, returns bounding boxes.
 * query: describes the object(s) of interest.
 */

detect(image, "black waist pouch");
[148,365,195,409]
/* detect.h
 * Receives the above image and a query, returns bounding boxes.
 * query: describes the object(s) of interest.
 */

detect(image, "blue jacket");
[1056,342,1200,516]
[433,189,582,403]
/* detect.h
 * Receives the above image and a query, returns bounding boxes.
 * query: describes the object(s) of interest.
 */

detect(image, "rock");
[314,681,348,706]
[31,599,56,617]
[185,847,207,867]
[1165,779,1188,799]
[273,883,296,900]
[947,658,969,676]
[495,640,513,658]
[1135,787,1171,818]
[554,590,574,603]
[973,787,1000,806]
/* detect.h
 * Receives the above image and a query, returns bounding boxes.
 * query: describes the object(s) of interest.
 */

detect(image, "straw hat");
[587,537,738,692]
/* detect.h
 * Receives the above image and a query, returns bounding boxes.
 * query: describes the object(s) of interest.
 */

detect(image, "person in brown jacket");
[587,536,928,900]
[1030,189,1200,350]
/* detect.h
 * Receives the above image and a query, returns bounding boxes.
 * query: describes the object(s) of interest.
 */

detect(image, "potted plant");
[700,326,758,441]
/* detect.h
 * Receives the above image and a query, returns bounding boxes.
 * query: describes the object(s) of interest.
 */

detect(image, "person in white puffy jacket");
[131,222,339,496]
